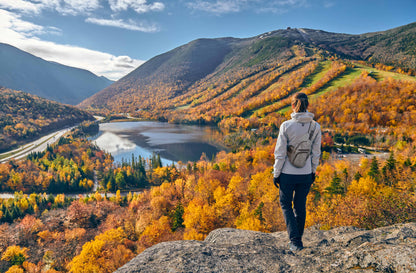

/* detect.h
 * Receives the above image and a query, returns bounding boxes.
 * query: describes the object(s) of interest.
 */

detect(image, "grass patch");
[175,105,191,110]
[312,66,362,96]
[278,64,416,114]
[278,66,361,114]
[352,63,416,82]
[298,60,332,90]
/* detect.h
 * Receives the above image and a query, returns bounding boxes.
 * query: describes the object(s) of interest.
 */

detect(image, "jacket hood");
[290,111,315,123]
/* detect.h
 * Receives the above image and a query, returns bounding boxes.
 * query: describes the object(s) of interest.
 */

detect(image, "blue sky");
[0,0,415,80]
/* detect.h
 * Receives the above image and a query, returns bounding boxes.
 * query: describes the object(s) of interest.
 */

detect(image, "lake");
[91,121,227,164]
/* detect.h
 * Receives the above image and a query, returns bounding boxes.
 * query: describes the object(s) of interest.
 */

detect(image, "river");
[90,121,227,165]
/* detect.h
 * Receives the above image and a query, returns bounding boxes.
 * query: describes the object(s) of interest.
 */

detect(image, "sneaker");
[289,242,304,252]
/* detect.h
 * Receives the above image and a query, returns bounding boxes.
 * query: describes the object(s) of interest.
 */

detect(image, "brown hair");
[292,92,309,112]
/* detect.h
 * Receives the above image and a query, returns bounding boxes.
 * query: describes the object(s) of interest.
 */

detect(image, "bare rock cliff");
[115,222,416,273]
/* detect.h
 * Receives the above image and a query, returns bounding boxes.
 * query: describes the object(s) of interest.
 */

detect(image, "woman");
[273,92,321,251]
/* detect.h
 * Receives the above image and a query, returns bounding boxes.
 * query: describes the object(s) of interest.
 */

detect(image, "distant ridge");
[0,43,113,105]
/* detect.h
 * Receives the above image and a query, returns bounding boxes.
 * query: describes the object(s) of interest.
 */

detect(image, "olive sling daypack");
[287,121,317,168]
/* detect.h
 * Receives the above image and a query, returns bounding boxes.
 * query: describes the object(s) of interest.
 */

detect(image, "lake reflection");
[91,121,226,164]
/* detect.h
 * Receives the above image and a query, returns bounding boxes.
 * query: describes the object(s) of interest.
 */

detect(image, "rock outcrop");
[116,222,416,273]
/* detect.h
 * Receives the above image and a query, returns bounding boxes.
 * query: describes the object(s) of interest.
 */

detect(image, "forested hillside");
[1,132,415,272]
[0,88,94,152]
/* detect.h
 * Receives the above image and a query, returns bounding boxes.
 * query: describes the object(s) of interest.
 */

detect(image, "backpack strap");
[308,121,317,141]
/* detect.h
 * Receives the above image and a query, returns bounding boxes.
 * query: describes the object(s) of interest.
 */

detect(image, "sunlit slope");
[79,23,416,126]
[0,87,94,152]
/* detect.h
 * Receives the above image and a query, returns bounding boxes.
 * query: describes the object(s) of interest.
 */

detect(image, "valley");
[1,22,416,273]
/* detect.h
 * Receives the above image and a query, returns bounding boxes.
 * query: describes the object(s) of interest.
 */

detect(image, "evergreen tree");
[171,203,185,231]
[368,156,380,182]
[385,152,396,170]
[254,201,265,223]
[151,153,162,169]
[382,152,397,186]
[342,168,349,192]
[115,171,127,189]
[404,158,412,167]
[325,172,345,195]
[3,208,13,223]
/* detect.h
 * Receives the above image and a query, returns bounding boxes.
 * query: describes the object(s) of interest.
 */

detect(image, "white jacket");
[273,111,321,178]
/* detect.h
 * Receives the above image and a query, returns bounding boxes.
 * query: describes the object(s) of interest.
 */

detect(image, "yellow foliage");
[54,194,65,205]
[183,228,205,240]
[248,167,276,202]
[64,228,86,242]
[135,211,153,236]
[348,177,378,196]
[314,163,335,192]
[17,198,29,212]
[236,216,263,231]
[196,177,221,203]
[235,202,265,232]
[213,186,235,211]
[150,195,169,219]
[37,230,52,244]
[359,157,369,171]
[1,245,28,262]
[183,199,217,235]
[115,190,122,204]
[306,195,344,229]
[5,265,24,273]
[93,191,103,202]
[227,174,244,193]
[252,149,271,166]
[139,216,172,247]
[22,261,41,273]
[68,228,128,273]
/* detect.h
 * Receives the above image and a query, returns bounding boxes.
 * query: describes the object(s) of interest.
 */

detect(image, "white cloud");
[187,0,308,14]
[187,0,241,14]
[0,0,41,13]
[51,0,101,16]
[0,0,101,15]
[323,1,334,8]
[0,9,144,80]
[22,41,145,80]
[86,17,159,32]
[108,0,165,14]
[0,8,60,35]
[0,0,165,16]
[0,1,163,80]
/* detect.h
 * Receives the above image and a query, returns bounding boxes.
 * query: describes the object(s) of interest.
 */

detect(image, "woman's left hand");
[273,176,280,188]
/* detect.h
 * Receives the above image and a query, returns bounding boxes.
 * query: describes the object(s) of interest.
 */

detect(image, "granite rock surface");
[115,222,416,273]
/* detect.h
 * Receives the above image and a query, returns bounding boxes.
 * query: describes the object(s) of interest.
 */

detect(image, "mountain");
[0,43,113,105]
[79,22,416,123]
[116,223,416,273]
[0,87,94,152]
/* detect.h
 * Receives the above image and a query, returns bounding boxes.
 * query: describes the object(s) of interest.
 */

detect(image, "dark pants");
[279,173,312,246]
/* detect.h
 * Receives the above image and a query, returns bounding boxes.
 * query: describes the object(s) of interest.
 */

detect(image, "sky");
[0,0,415,81]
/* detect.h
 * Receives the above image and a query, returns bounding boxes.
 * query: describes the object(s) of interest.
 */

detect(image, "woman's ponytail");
[292,92,309,113]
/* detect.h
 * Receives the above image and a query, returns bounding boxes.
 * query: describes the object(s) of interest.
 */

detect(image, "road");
[0,127,74,163]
